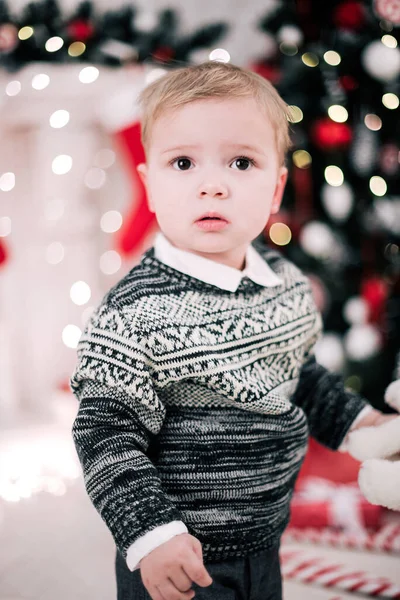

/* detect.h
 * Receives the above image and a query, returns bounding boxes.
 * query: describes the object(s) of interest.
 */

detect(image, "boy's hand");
[139,533,213,600]
[352,408,398,430]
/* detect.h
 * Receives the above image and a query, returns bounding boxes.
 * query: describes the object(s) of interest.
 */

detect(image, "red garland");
[311,118,353,150]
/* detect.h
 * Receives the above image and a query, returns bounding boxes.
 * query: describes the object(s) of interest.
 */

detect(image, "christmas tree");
[253,0,400,408]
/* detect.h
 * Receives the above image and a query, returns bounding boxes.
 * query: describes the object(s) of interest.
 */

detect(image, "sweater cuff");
[338,405,374,453]
[126,521,189,571]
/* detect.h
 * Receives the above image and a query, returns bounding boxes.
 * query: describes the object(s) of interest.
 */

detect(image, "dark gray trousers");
[115,544,282,600]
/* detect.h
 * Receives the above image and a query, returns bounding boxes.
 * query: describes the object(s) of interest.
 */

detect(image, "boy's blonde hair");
[138,61,291,165]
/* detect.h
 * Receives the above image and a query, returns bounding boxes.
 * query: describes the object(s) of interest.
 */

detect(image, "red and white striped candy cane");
[280,549,400,598]
[283,523,400,554]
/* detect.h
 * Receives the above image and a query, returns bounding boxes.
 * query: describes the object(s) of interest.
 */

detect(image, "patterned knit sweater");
[70,240,367,564]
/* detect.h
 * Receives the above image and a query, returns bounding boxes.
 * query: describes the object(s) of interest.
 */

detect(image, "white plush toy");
[346,380,400,511]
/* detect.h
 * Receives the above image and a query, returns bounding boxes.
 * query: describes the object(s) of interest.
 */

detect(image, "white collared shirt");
[153,231,283,291]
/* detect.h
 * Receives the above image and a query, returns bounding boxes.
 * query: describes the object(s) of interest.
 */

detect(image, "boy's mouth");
[195,212,229,223]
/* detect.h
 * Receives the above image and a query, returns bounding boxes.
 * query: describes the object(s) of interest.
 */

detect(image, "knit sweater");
[70,237,368,568]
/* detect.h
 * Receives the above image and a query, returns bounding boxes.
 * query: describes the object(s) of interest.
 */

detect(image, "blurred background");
[0,1,399,599]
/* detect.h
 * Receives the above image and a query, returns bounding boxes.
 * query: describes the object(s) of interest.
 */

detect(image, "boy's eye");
[231,157,255,171]
[171,157,192,171]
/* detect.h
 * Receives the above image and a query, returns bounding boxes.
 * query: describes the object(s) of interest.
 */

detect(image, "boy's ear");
[136,163,155,213]
[270,166,288,214]
[136,162,147,187]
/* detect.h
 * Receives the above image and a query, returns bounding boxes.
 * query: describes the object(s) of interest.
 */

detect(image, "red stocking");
[0,238,8,267]
[113,121,157,256]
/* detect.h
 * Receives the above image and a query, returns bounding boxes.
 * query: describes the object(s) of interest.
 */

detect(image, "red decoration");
[0,238,8,266]
[152,46,175,62]
[0,23,19,54]
[297,438,361,485]
[67,19,95,42]
[379,143,399,176]
[250,62,282,85]
[339,74,359,91]
[311,118,353,150]
[292,164,313,224]
[333,1,366,30]
[113,122,158,256]
[361,276,389,325]
[374,0,400,24]
[290,480,382,530]
[291,438,383,531]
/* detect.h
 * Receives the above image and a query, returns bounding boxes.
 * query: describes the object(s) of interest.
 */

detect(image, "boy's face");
[137,97,288,270]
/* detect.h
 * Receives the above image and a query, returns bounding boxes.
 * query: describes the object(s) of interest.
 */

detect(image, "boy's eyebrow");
[161,144,198,155]
[161,143,266,155]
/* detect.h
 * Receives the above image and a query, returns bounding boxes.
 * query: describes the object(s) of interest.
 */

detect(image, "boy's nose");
[197,182,228,198]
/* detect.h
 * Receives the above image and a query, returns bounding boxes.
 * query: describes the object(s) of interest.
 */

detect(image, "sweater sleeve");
[291,354,369,450]
[70,301,185,559]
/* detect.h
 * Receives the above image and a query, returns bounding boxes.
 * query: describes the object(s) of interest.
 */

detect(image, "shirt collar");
[153,232,283,292]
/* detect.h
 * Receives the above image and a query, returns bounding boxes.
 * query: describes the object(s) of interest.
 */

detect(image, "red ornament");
[67,19,95,42]
[152,46,175,62]
[250,62,282,85]
[339,75,359,91]
[334,1,366,30]
[374,0,400,24]
[0,23,19,54]
[311,118,353,150]
[361,276,389,324]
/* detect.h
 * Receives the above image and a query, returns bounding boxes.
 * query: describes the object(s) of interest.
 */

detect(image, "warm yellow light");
[269,223,292,246]
[324,166,344,186]
[68,41,86,57]
[344,375,362,393]
[324,50,341,65]
[369,176,387,196]
[279,43,298,56]
[382,93,399,109]
[302,52,319,67]
[293,150,312,169]
[18,26,34,40]
[364,114,382,131]
[380,20,393,32]
[381,35,397,48]
[328,105,348,123]
[287,105,303,123]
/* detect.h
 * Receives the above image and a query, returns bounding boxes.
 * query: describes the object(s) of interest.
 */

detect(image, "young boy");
[70,61,394,600]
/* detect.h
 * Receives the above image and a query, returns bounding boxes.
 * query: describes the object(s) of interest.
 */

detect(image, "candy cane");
[280,549,400,598]
[283,524,400,554]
